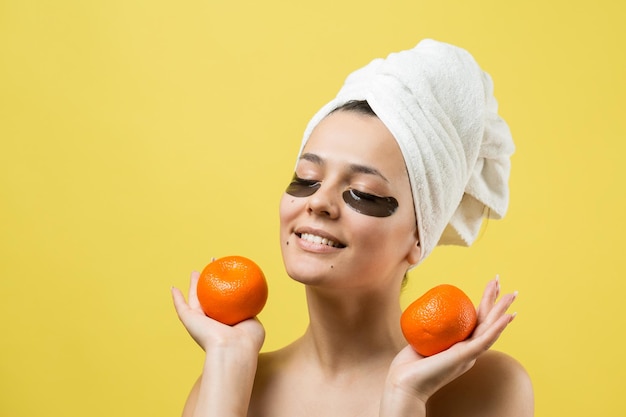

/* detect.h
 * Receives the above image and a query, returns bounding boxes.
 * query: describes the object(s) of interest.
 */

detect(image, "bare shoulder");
[249,347,297,416]
[255,348,291,382]
[252,344,301,395]
[427,350,534,417]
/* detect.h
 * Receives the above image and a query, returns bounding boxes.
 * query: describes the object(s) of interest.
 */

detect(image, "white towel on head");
[299,39,514,264]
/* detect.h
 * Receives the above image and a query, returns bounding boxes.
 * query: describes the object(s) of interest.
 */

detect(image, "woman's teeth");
[300,233,341,248]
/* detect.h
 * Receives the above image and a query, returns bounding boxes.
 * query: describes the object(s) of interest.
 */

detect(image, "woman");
[172,39,534,417]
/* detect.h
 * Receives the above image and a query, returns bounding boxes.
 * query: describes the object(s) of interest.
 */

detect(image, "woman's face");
[279,110,421,291]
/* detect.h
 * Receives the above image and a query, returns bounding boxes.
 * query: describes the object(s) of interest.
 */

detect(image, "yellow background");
[1,1,624,416]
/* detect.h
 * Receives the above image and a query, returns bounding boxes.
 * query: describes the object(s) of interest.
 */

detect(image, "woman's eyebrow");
[349,163,389,183]
[300,152,324,165]
[300,152,389,183]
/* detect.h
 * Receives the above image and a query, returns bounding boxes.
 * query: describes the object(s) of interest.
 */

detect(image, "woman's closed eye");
[285,174,321,197]
[342,189,398,217]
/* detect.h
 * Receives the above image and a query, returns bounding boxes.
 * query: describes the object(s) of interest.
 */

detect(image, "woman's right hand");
[171,271,265,354]
[172,271,265,417]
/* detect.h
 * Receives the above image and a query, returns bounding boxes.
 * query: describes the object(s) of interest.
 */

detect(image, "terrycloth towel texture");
[299,39,514,264]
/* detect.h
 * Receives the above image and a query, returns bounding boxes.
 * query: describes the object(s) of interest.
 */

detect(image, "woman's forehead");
[302,111,407,175]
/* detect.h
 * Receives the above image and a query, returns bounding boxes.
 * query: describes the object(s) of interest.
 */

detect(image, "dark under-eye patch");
[342,189,398,217]
[285,173,399,218]
[285,174,320,197]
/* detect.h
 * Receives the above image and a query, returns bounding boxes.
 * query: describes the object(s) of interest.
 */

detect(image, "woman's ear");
[406,237,421,266]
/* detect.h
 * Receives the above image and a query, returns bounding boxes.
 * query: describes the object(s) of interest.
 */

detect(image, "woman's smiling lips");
[294,228,346,250]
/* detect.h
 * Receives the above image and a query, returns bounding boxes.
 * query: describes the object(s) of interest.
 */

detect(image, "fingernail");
[510,312,518,322]
[512,290,519,299]
[495,274,501,296]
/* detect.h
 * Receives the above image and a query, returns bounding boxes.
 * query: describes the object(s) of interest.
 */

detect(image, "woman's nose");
[306,184,340,219]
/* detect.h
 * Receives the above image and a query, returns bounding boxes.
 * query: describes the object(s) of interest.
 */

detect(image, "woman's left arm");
[379,278,533,417]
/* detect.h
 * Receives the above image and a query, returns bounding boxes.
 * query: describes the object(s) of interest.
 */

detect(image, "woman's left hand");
[380,277,517,416]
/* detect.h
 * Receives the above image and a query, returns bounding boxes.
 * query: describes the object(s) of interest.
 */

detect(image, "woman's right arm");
[172,272,265,417]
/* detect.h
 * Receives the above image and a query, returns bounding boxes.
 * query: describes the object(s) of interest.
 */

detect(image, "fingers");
[488,290,517,322]
[170,286,186,311]
[171,285,192,324]
[479,289,517,333]
[476,276,517,327]
[187,271,201,310]
[464,312,515,357]
[476,276,499,322]
[171,271,202,324]
[467,275,518,356]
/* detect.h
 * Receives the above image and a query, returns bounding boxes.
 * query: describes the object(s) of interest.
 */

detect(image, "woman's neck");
[298,284,406,374]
